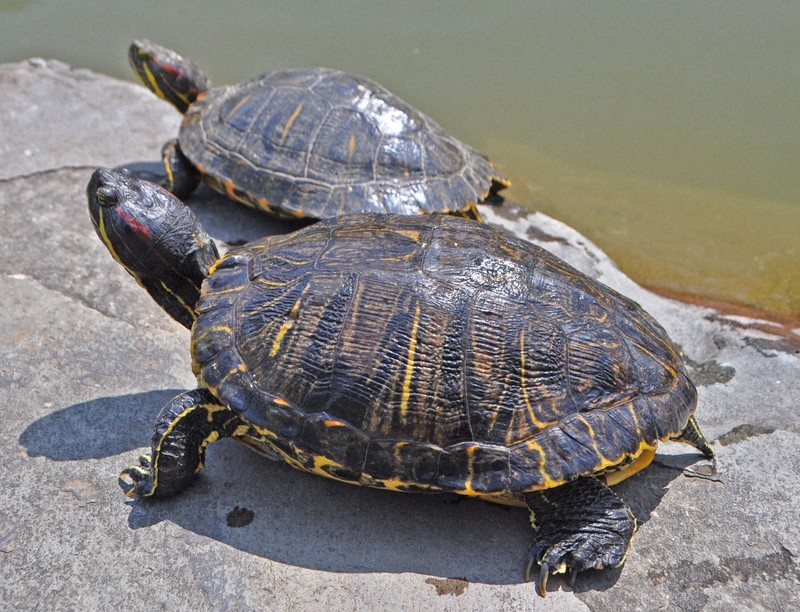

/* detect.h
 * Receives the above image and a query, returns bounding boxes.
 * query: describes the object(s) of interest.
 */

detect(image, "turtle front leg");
[524,476,637,597]
[161,139,200,198]
[120,388,240,498]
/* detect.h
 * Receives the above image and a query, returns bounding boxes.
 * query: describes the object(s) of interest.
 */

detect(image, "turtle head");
[129,39,210,113]
[87,168,219,329]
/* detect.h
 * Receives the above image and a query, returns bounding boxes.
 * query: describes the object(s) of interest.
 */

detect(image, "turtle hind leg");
[524,476,637,597]
[120,388,240,498]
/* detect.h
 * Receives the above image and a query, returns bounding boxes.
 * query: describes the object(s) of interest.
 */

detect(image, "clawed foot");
[523,477,637,597]
[524,530,628,597]
[118,454,156,497]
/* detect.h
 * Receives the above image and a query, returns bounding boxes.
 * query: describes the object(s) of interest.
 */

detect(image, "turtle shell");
[180,69,506,220]
[191,214,697,497]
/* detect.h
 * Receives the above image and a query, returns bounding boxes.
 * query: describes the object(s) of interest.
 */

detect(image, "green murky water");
[2,1,798,319]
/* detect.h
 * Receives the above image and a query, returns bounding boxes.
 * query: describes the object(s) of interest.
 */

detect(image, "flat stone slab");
[1,59,798,610]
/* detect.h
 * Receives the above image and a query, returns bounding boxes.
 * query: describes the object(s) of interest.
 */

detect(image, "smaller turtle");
[128,39,508,221]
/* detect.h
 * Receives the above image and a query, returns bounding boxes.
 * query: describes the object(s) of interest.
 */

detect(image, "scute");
[193,214,696,495]
[179,68,504,218]
[566,326,636,410]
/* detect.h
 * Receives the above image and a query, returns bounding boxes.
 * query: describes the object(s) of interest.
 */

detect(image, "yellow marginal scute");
[460,445,479,496]
[573,413,607,460]
[245,420,278,441]
[372,477,417,492]
[376,478,408,492]
[223,179,238,201]
[267,444,304,471]
[308,455,355,484]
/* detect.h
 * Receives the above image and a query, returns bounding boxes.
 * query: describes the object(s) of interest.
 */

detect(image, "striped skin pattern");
[192,214,697,499]
[180,69,506,220]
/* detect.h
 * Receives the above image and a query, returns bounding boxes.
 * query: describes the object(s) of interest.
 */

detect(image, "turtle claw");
[524,548,535,583]
[537,562,552,598]
[118,454,156,497]
[525,546,580,597]
[524,545,554,597]
[568,568,579,588]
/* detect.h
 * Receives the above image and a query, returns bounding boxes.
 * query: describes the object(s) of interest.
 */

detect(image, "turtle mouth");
[129,39,159,70]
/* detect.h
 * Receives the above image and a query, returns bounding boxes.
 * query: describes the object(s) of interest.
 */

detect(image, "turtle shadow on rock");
[123,435,696,591]
[22,392,702,591]
[18,390,181,461]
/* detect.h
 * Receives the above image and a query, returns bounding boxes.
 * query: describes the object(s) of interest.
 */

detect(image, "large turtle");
[88,168,714,596]
[127,39,508,220]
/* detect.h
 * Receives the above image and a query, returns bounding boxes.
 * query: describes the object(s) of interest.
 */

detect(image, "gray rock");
[1,59,798,611]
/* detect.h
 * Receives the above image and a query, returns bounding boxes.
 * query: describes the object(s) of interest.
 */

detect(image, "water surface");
[2,1,797,318]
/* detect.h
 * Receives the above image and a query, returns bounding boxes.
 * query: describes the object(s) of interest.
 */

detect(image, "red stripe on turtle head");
[117,207,151,239]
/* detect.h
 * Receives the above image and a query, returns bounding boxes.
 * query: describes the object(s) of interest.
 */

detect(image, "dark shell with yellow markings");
[180,68,506,220]
[191,214,697,497]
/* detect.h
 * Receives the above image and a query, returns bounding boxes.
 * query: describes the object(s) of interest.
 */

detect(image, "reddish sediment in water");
[646,285,800,350]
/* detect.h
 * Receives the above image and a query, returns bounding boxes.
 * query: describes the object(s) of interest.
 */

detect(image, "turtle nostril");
[90,167,117,188]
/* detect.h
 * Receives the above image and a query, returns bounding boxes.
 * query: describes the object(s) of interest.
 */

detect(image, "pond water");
[2,1,798,320]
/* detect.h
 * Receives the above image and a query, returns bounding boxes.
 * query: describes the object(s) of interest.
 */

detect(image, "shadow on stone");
[19,389,183,460]
[188,184,309,246]
[616,458,707,525]
[116,429,693,590]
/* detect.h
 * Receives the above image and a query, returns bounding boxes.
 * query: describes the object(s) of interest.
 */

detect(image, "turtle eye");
[96,186,119,208]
